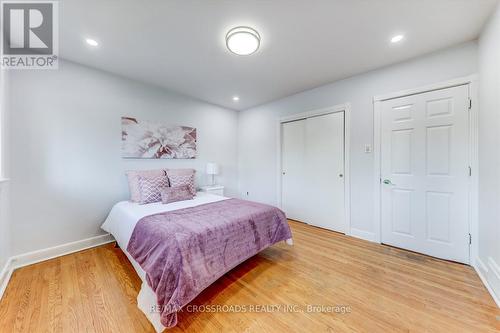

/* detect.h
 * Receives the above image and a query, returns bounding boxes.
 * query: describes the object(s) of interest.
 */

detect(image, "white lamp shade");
[206,163,219,175]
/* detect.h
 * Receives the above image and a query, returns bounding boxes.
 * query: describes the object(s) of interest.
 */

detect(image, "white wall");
[0,68,10,270]
[238,41,478,240]
[8,60,239,255]
[477,4,500,303]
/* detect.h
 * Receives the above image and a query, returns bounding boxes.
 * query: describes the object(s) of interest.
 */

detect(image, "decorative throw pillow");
[138,175,169,204]
[126,169,166,202]
[165,168,196,176]
[160,185,194,204]
[168,174,196,196]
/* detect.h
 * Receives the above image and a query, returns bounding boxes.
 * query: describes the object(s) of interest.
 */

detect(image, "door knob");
[339,174,344,178]
[383,179,396,186]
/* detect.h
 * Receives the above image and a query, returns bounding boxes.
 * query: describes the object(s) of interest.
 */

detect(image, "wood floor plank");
[0,220,498,332]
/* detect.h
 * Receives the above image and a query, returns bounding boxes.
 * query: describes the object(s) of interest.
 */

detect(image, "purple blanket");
[127,198,292,328]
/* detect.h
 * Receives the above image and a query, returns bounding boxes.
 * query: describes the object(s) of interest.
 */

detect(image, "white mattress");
[101,192,229,332]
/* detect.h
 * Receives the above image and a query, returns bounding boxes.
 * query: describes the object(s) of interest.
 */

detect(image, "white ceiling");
[60,0,498,110]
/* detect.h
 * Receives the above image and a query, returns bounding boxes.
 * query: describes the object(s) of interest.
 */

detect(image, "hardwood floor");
[1,220,499,332]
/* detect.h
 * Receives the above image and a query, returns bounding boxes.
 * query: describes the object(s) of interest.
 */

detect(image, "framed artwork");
[121,117,196,159]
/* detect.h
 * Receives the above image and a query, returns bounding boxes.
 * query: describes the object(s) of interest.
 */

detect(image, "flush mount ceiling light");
[390,34,404,43]
[226,26,260,56]
[85,38,99,47]
[233,96,240,101]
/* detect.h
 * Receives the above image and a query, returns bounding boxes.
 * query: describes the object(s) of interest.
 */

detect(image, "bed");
[101,192,292,332]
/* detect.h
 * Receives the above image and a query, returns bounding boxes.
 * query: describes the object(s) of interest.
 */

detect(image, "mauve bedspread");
[126,198,292,328]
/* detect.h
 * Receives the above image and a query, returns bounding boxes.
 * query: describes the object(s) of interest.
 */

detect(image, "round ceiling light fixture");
[226,26,260,56]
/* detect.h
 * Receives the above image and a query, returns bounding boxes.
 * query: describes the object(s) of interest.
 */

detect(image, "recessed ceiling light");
[233,96,240,101]
[85,38,99,47]
[390,34,404,43]
[226,26,260,56]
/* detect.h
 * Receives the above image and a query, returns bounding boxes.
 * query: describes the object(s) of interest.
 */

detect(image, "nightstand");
[200,185,225,196]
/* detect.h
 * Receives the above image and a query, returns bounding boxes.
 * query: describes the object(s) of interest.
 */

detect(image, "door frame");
[373,75,478,264]
[276,103,351,235]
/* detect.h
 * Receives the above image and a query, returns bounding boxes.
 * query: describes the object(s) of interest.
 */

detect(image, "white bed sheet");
[101,192,229,332]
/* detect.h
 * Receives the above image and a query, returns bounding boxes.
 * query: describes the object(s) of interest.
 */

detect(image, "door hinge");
[468,166,472,177]
[469,233,472,245]
[468,98,472,110]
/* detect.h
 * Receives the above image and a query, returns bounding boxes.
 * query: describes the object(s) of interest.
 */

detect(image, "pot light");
[233,96,240,101]
[85,38,99,47]
[390,34,404,43]
[226,26,260,56]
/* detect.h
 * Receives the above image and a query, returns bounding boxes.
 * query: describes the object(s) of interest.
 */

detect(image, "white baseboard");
[475,256,489,273]
[474,257,500,308]
[349,228,377,243]
[0,233,115,300]
[0,257,14,301]
[488,257,500,281]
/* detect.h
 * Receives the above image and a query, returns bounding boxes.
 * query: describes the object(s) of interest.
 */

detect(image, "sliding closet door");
[281,119,307,222]
[305,112,345,233]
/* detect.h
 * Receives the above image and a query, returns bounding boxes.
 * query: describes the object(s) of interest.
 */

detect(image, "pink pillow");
[138,175,169,204]
[126,169,166,202]
[168,173,196,196]
[160,185,194,204]
[165,168,195,176]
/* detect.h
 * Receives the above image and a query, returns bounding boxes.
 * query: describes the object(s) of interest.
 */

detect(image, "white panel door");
[305,112,345,233]
[281,120,307,222]
[380,85,470,263]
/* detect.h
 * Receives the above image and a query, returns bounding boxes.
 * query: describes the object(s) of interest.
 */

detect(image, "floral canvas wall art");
[121,117,197,159]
